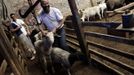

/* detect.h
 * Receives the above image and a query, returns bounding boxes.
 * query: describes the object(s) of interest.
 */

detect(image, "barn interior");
[0,0,134,75]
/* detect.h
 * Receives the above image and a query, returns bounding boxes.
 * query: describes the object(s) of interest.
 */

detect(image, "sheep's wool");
[51,47,71,67]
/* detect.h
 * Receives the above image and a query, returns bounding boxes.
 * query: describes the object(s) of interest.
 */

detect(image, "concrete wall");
[1,0,94,17]
[0,0,101,20]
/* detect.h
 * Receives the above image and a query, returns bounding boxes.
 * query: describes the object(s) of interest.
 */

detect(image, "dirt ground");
[27,61,111,75]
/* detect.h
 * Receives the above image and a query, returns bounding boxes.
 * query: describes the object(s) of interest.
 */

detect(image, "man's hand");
[42,30,48,36]
[51,28,57,33]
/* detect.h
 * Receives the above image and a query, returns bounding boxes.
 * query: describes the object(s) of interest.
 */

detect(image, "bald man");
[38,0,68,50]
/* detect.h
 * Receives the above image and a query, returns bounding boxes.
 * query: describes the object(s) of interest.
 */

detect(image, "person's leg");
[58,28,69,50]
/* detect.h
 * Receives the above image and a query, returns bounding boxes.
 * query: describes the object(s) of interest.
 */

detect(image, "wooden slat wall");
[64,19,134,74]
[0,60,8,75]
[0,26,28,75]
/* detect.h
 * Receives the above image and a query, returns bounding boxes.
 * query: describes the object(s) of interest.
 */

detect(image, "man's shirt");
[12,19,27,35]
[38,7,63,31]
[11,23,22,37]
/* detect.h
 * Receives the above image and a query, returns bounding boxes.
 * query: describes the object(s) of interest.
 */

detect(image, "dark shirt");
[11,23,22,37]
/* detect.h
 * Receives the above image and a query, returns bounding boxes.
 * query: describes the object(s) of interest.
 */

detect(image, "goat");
[99,2,107,18]
[80,6,101,21]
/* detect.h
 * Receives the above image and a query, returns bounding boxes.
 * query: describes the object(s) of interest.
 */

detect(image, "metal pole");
[68,0,90,63]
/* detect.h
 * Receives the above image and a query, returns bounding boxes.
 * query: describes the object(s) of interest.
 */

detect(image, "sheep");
[80,6,101,21]
[35,32,86,75]
[99,2,107,18]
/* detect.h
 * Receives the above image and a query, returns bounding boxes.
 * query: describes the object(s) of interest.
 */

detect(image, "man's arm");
[39,24,48,36]
[20,19,30,35]
[22,23,30,35]
[57,17,65,29]
[11,25,21,32]
[54,8,65,32]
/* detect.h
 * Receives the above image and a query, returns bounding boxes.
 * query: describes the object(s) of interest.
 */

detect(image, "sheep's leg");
[81,14,85,21]
[98,12,102,19]
[67,69,71,75]
[102,10,104,18]
[87,17,89,21]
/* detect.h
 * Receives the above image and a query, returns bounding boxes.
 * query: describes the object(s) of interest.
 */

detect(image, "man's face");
[11,15,17,21]
[41,1,50,14]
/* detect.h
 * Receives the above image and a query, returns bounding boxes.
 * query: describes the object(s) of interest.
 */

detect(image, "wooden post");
[0,67,2,75]
[91,0,98,6]
[90,0,94,6]
[68,0,90,63]
[114,2,134,13]
[0,27,26,75]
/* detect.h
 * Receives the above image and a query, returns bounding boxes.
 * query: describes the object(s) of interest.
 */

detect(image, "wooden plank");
[89,49,134,73]
[85,31,134,45]
[66,39,79,47]
[66,34,77,39]
[0,27,26,75]
[65,21,134,33]
[68,0,90,63]
[65,21,121,28]
[0,60,8,75]
[66,33,134,59]
[67,42,125,75]
[114,2,134,13]
[92,57,124,75]
[87,41,134,60]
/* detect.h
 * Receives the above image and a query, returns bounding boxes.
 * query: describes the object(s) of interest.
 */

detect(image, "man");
[38,0,68,50]
[10,13,36,60]
[10,13,30,36]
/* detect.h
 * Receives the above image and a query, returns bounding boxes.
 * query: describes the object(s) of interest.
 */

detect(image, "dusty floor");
[27,61,111,75]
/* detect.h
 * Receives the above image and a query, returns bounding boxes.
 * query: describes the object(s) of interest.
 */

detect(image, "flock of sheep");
[80,1,106,21]
[79,0,134,21]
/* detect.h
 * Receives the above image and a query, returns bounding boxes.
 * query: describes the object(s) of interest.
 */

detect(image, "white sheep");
[80,6,102,21]
[99,2,107,18]
[35,32,86,75]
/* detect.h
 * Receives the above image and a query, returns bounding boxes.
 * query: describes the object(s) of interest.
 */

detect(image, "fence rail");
[64,20,134,74]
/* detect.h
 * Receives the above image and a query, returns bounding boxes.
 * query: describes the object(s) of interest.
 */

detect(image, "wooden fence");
[64,21,134,75]
[0,26,28,75]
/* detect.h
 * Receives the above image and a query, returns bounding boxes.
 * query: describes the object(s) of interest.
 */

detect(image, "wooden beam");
[85,31,134,45]
[87,41,134,60]
[114,2,134,14]
[89,49,134,74]
[68,0,90,63]
[0,27,26,75]
[0,60,8,75]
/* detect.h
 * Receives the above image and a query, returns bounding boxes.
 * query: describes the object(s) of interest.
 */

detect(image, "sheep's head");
[46,32,54,44]
[79,9,85,21]
[43,32,54,49]
[41,32,54,55]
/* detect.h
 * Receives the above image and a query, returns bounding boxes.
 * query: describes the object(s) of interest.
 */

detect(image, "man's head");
[10,13,17,21]
[40,0,50,14]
